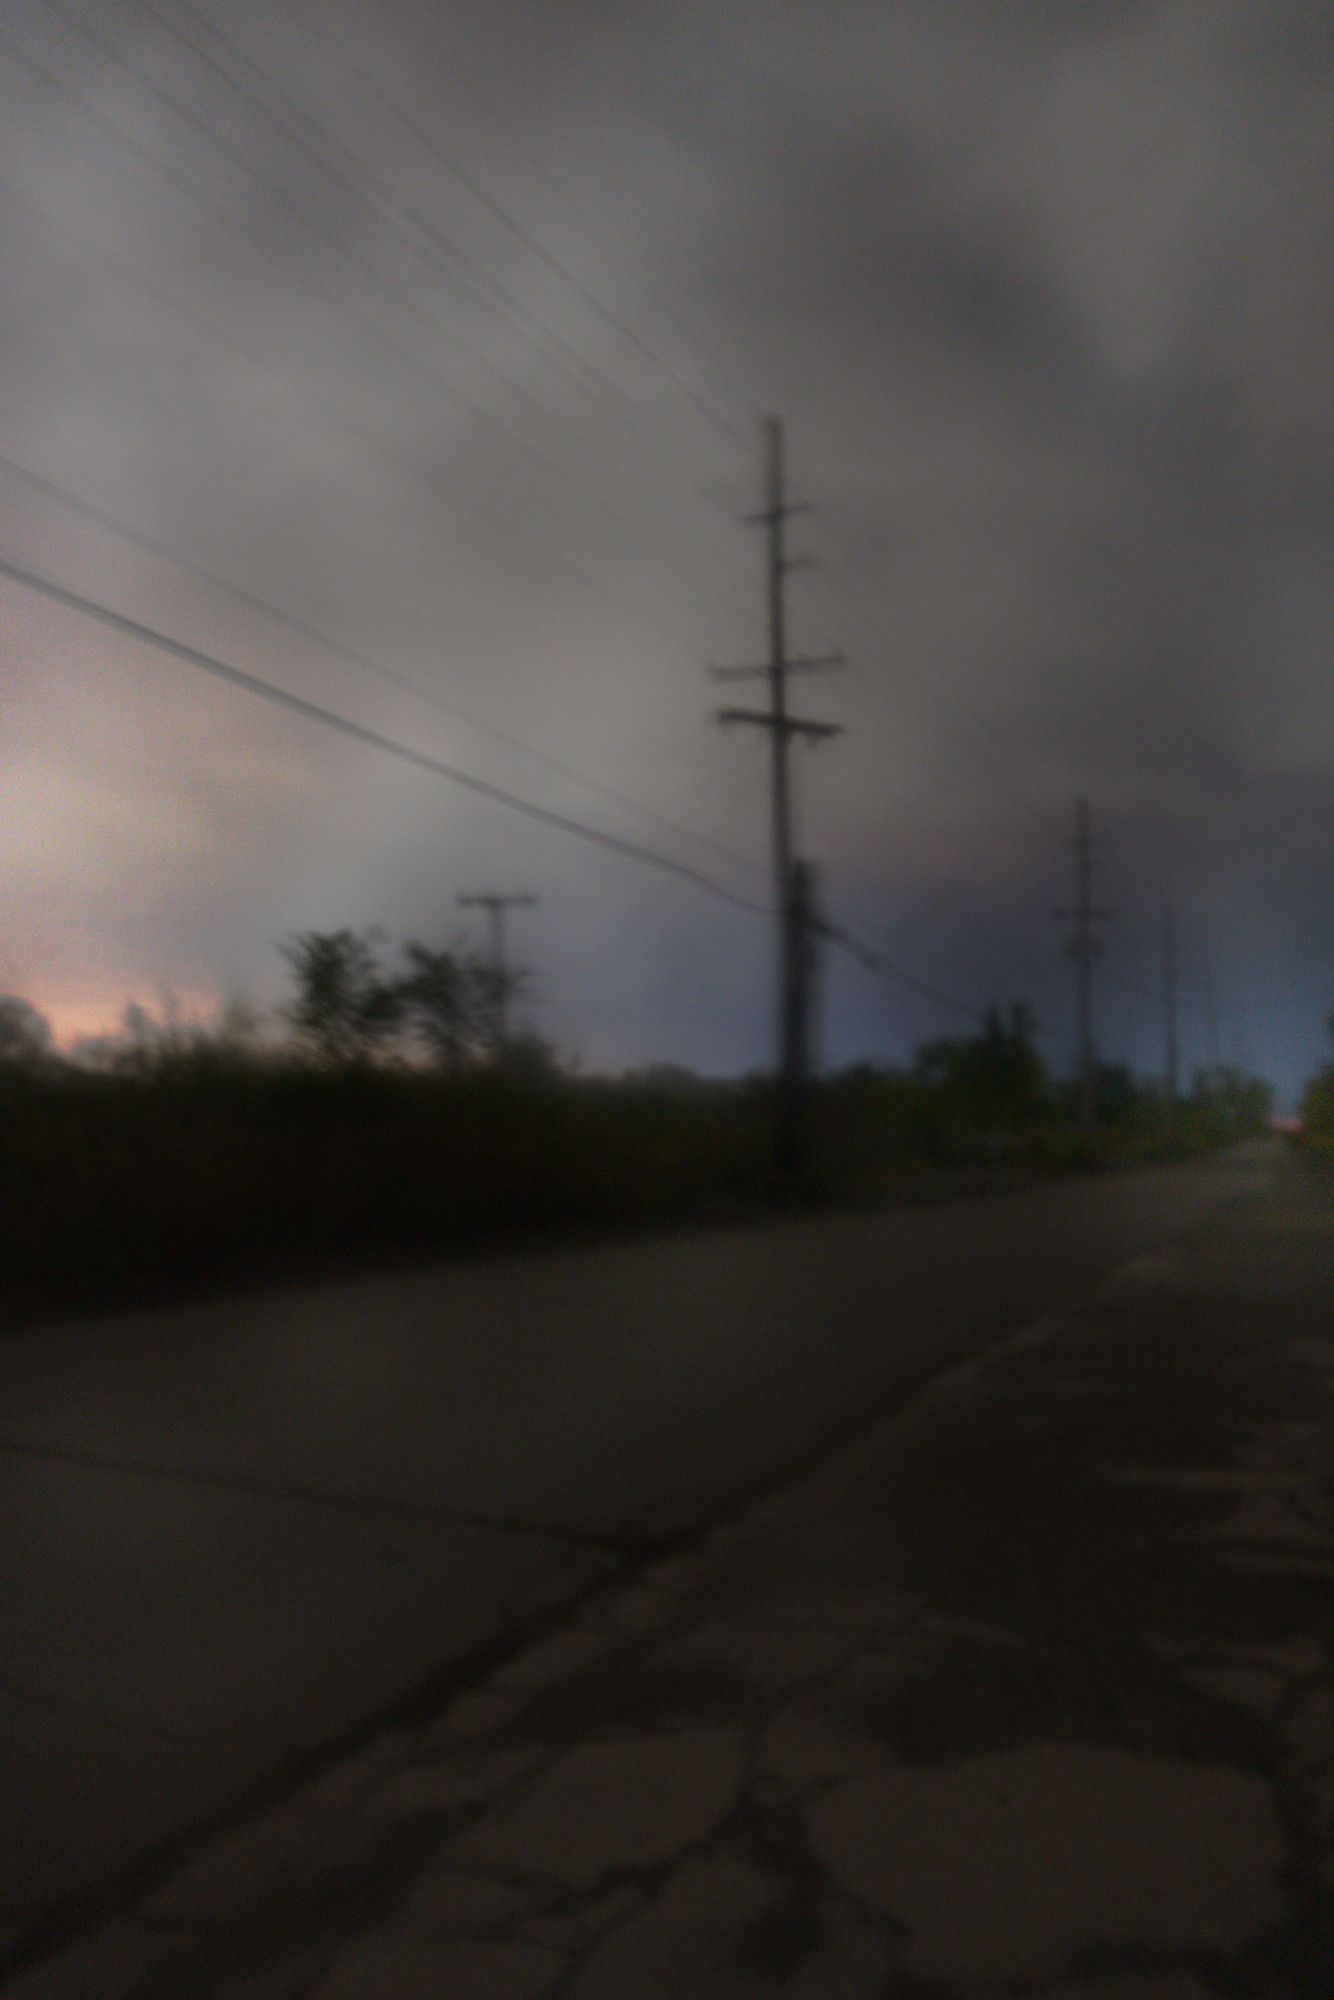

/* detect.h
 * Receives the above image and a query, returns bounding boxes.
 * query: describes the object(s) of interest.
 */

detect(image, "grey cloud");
[1,0,1330,1097]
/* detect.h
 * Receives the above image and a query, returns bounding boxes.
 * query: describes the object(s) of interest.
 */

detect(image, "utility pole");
[1163,903,1180,1107]
[713,415,842,1180]
[1201,970,1221,1073]
[457,893,536,1052]
[1055,798,1114,1130]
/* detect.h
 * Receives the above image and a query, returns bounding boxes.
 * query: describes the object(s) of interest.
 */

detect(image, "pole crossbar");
[709,652,844,681]
[712,416,844,1179]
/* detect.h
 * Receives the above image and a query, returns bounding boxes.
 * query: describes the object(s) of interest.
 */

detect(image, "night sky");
[3,0,1330,1100]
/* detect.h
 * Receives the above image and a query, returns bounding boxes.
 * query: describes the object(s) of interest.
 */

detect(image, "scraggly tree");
[398,943,533,1067]
[399,942,480,1068]
[469,953,531,1058]
[281,929,402,1064]
[0,995,53,1066]
[914,1002,1049,1131]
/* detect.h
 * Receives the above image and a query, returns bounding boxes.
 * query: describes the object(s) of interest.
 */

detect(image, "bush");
[1300,1067,1334,1161]
[0,964,1279,1319]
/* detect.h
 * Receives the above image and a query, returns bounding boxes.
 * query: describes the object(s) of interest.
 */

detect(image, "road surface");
[0,1150,1267,1949]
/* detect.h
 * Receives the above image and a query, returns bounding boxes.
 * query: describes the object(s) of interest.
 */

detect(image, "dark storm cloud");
[2,0,1330,1091]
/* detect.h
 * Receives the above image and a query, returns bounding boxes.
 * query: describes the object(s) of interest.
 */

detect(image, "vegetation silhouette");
[1299,1016,1334,1159]
[0,948,1277,1321]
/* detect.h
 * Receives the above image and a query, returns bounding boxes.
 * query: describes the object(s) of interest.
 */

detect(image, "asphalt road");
[0,1150,1269,1947]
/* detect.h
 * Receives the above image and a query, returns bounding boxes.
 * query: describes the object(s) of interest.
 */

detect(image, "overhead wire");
[822,923,985,1024]
[0,547,773,913]
[415,12,763,434]
[127,0,754,604]
[3,9,1019,1032]
[143,0,736,496]
[0,446,762,878]
[0,544,988,1022]
[20,3,756,625]
[15,5,1075,876]
[280,0,754,451]
[0,166,719,670]
[172,7,1120,880]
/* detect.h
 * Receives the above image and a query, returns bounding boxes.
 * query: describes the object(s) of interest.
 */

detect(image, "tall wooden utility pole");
[713,416,842,1179]
[1055,798,1113,1130]
[458,892,536,1051]
[1163,904,1180,1107]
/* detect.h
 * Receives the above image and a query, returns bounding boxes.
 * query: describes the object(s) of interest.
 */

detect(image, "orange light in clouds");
[34,987,223,1051]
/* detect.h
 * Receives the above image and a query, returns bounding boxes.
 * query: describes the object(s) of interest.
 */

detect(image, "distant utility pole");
[713,415,842,1179]
[1201,970,1221,1073]
[457,893,536,1051]
[1055,798,1114,1130]
[1163,904,1180,1107]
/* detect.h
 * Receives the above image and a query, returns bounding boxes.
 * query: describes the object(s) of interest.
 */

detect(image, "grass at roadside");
[1300,1066,1334,1162]
[1,1049,1268,1326]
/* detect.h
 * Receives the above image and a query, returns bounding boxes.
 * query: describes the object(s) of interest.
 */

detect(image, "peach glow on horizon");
[33,987,225,1051]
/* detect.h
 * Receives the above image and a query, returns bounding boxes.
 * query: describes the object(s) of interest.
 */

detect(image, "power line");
[0,545,991,1027]
[284,0,753,451]
[144,0,735,497]
[0,168,722,666]
[9,14,1062,876]
[127,0,751,600]
[115,0,1072,864]
[0,546,772,913]
[19,5,754,624]
[414,15,762,431]
[0,446,760,877]
[823,925,985,1024]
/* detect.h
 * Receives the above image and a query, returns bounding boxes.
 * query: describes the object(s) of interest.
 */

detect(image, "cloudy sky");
[2,0,1330,1097]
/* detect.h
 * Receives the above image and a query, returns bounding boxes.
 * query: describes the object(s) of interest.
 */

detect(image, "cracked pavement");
[3,1147,1329,1997]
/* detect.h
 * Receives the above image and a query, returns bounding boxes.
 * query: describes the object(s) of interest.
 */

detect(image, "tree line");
[0,944,1286,1153]
[0,928,546,1075]
[280,929,535,1068]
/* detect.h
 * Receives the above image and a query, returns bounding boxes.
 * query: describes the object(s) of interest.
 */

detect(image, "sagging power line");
[0,542,983,1030]
[0,447,758,879]
[10,6,754,628]
[144,0,735,496]
[0,548,769,912]
[285,0,754,452]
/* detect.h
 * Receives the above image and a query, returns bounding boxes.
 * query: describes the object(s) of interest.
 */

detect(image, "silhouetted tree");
[1191,1065,1274,1135]
[397,942,535,1066]
[0,995,53,1065]
[469,953,531,1057]
[493,1029,559,1081]
[399,942,479,1068]
[281,929,402,1063]
[914,1002,1048,1131]
[1093,1061,1137,1122]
